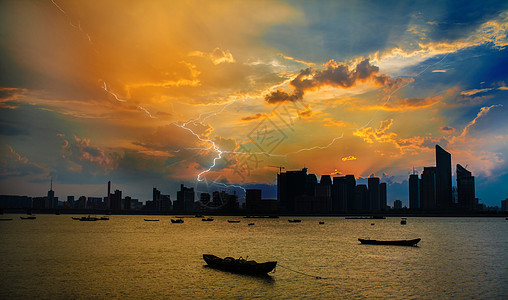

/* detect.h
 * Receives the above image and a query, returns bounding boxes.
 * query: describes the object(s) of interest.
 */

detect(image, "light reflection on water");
[0,216,506,299]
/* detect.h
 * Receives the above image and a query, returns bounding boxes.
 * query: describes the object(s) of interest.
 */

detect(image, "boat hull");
[203,254,276,275]
[358,238,421,247]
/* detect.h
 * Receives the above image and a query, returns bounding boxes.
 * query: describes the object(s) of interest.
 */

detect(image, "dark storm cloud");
[265,59,406,103]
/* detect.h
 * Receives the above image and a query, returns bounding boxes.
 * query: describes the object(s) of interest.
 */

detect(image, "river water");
[0,215,506,299]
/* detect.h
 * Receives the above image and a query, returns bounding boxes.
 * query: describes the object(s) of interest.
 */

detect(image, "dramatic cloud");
[353,119,398,144]
[265,59,410,103]
[440,126,456,134]
[240,113,265,121]
[341,155,357,161]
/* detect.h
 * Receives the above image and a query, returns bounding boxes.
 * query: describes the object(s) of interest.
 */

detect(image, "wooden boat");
[202,217,214,222]
[171,218,184,223]
[319,221,325,224]
[203,254,276,275]
[248,223,255,226]
[20,216,36,220]
[144,219,160,222]
[227,220,240,223]
[288,219,301,223]
[400,218,407,225]
[358,238,421,247]
[72,216,99,221]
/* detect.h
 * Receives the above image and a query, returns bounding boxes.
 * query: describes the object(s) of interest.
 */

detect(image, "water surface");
[1,216,506,299]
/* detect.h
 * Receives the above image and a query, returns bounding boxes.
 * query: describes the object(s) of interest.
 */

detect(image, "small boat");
[202,217,214,222]
[20,216,36,220]
[203,254,276,275]
[99,216,109,221]
[72,217,80,220]
[0,218,13,221]
[400,218,407,225]
[227,220,240,223]
[144,219,160,222]
[319,221,325,225]
[171,218,184,223]
[288,219,301,223]
[75,216,99,221]
[358,238,421,247]
[248,223,255,226]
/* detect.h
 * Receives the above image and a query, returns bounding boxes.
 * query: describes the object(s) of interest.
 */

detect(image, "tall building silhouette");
[409,170,420,210]
[47,178,56,209]
[175,184,194,212]
[354,184,368,211]
[277,168,307,212]
[110,189,122,210]
[456,164,475,210]
[368,177,380,211]
[436,145,452,209]
[246,189,262,213]
[420,167,436,210]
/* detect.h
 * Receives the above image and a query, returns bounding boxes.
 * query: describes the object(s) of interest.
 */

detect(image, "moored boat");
[227,220,240,223]
[0,218,13,221]
[400,218,407,225]
[20,216,36,220]
[288,219,301,223]
[99,216,109,221]
[144,219,160,222]
[202,217,214,222]
[203,254,276,275]
[358,238,421,247]
[171,218,184,223]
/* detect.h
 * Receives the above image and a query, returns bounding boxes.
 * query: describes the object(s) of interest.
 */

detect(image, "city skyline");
[1,1,508,207]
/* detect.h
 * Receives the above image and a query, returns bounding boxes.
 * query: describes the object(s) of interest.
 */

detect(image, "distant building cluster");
[1,144,506,214]
[409,145,479,212]
[277,168,387,214]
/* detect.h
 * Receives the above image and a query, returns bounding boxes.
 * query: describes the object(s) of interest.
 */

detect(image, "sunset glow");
[1,1,507,206]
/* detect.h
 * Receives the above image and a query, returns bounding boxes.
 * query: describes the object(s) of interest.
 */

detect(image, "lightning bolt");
[287,133,344,155]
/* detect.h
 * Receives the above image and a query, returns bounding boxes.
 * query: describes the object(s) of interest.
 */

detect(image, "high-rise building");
[175,184,194,212]
[420,167,436,210]
[331,175,355,212]
[409,172,420,210]
[47,178,56,209]
[354,184,368,211]
[110,189,122,210]
[368,177,380,211]
[436,145,452,209]
[246,189,262,213]
[277,168,308,212]
[107,181,111,209]
[393,199,402,209]
[456,164,475,211]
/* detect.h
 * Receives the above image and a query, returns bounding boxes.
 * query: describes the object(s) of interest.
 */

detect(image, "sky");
[1,0,507,207]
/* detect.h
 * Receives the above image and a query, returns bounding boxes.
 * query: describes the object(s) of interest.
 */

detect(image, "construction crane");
[268,165,285,174]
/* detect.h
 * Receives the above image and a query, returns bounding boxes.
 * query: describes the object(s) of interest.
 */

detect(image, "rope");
[276,264,324,279]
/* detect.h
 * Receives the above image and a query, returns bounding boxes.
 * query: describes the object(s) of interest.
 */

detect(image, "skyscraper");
[175,184,195,212]
[409,171,420,210]
[436,145,452,209]
[368,177,380,211]
[456,164,475,210]
[420,167,436,210]
[277,168,307,212]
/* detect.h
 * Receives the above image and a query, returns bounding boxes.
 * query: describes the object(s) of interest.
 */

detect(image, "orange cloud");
[265,59,408,103]
[341,155,357,161]
[353,119,398,144]
[240,113,266,121]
